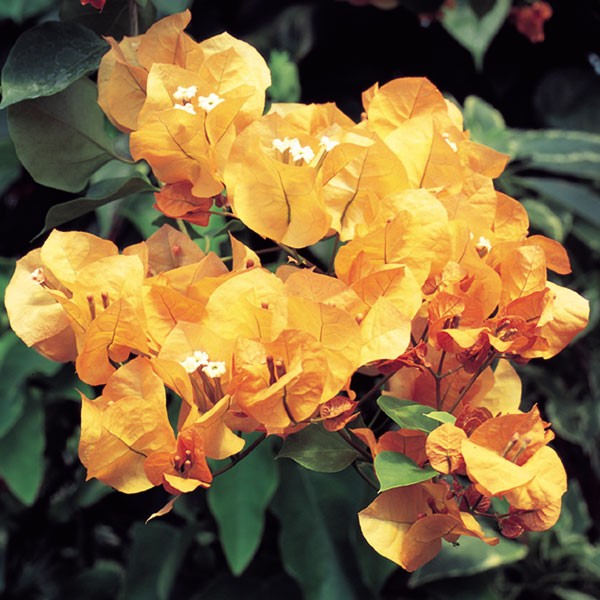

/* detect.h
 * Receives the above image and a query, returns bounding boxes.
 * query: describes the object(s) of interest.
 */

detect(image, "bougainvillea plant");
[3,7,589,573]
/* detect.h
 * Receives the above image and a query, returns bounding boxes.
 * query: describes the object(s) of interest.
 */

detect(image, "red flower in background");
[510,1,553,43]
[81,0,106,11]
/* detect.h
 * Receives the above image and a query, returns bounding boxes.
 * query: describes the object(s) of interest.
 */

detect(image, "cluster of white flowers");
[272,137,316,163]
[172,86,225,115]
[179,350,226,378]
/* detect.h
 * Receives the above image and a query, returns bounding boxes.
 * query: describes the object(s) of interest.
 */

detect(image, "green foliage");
[0,0,55,23]
[151,0,193,16]
[0,22,108,109]
[377,395,449,433]
[268,50,301,103]
[40,175,157,236]
[374,452,437,491]
[7,78,119,192]
[208,435,279,575]
[278,424,361,472]
[441,0,511,70]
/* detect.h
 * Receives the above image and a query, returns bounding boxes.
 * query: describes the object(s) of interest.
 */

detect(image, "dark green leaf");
[374,452,437,492]
[76,479,114,508]
[60,0,157,38]
[572,221,600,253]
[509,128,600,180]
[207,435,279,575]
[63,560,123,600]
[278,424,361,472]
[0,333,60,438]
[120,192,162,238]
[441,0,511,70]
[377,395,439,433]
[39,176,156,237]
[409,525,527,586]
[0,22,108,109]
[0,137,21,196]
[270,463,372,600]
[350,524,397,594]
[0,0,54,23]
[0,394,45,505]
[8,78,119,192]
[121,522,192,600]
[151,0,193,15]
[515,177,600,227]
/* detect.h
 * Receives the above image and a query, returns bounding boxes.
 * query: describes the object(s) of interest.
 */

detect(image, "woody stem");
[212,433,267,477]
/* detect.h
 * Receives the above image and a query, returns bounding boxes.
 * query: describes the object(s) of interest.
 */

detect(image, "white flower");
[173,85,198,102]
[198,93,225,112]
[174,103,197,115]
[202,361,227,378]
[30,267,45,285]
[319,136,339,151]
[180,350,210,373]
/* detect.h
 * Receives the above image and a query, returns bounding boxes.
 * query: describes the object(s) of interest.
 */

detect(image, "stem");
[447,353,497,414]
[338,429,372,462]
[277,243,319,271]
[212,433,267,477]
[357,371,396,407]
[175,218,188,236]
[352,461,378,490]
[128,0,139,36]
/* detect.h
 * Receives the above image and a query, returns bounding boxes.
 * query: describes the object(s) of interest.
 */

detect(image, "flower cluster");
[5,10,589,571]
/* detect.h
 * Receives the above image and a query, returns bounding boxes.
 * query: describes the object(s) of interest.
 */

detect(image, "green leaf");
[121,522,192,600]
[278,424,361,473]
[8,78,118,192]
[120,192,162,238]
[462,95,510,152]
[377,395,439,433]
[374,452,437,492]
[39,176,156,237]
[408,525,527,586]
[350,524,397,594]
[0,333,60,438]
[207,435,279,576]
[441,0,511,70]
[270,463,372,600]
[426,411,456,425]
[572,220,600,253]
[60,0,157,38]
[151,0,193,15]
[0,137,21,196]
[0,0,54,23]
[76,479,114,508]
[515,176,600,227]
[0,22,108,109]
[62,560,123,600]
[0,394,45,505]
[268,50,301,103]
[508,128,600,180]
[521,199,570,242]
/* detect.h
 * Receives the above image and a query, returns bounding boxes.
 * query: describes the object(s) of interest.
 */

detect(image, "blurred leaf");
[421,573,503,599]
[468,0,496,18]
[278,424,360,473]
[63,560,123,600]
[409,526,527,586]
[76,479,114,508]
[441,0,511,70]
[39,176,156,237]
[0,333,60,438]
[0,0,54,23]
[377,395,439,432]
[271,463,372,600]
[534,67,600,134]
[208,435,279,576]
[151,0,193,15]
[268,50,301,103]
[553,590,599,600]
[120,192,162,238]
[8,78,118,192]
[554,480,592,543]
[521,199,570,242]
[60,0,156,38]
[0,22,108,109]
[509,128,600,180]
[121,522,192,600]
[463,95,510,152]
[515,177,600,227]
[0,394,45,505]
[374,452,437,492]
[572,221,600,254]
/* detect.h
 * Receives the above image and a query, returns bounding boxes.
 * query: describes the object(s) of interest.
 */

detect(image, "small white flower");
[173,85,198,102]
[202,361,227,378]
[174,103,197,115]
[193,350,210,365]
[30,267,45,285]
[198,93,225,112]
[290,143,315,164]
[319,136,339,151]
[476,236,492,254]
[272,137,292,153]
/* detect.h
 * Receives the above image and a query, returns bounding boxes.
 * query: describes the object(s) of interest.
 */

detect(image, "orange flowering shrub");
[5,10,590,573]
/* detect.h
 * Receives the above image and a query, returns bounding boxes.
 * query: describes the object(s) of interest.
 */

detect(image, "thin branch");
[212,433,267,478]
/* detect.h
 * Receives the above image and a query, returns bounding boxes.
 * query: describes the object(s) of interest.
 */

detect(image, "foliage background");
[0,0,599,598]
